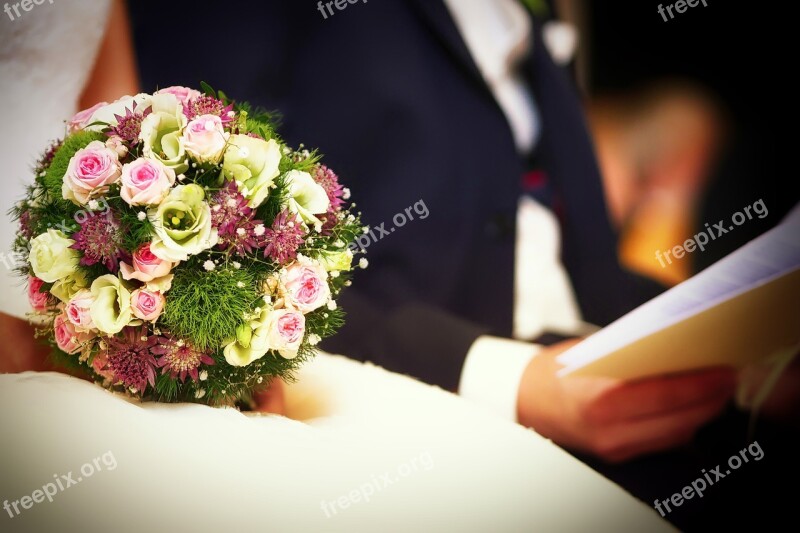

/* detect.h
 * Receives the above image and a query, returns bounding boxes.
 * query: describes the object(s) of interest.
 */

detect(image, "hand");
[517,339,737,463]
[252,378,287,416]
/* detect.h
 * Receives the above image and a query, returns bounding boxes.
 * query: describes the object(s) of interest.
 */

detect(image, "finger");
[594,392,731,462]
[593,366,737,422]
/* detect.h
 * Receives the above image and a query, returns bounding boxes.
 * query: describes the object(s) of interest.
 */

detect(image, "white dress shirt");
[443,0,587,421]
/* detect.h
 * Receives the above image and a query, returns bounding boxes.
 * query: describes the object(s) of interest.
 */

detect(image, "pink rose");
[68,102,107,132]
[281,262,330,313]
[156,86,201,106]
[182,114,228,162]
[266,309,305,358]
[65,289,95,331]
[27,276,51,312]
[119,158,176,206]
[54,313,94,355]
[120,243,175,282]
[62,141,121,204]
[130,289,165,322]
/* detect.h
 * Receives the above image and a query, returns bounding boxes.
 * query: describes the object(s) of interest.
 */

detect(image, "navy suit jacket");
[130,0,662,391]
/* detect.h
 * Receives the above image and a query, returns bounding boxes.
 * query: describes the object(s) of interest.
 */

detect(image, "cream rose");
[28,229,80,283]
[183,114,229,162]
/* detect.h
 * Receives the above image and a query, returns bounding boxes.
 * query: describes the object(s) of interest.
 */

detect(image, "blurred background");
[545,0,793,285]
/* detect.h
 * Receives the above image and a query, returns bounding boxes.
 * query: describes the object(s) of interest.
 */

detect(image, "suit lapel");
[404,0,486,86]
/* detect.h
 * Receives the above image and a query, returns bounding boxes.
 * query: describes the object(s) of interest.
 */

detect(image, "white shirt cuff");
[458,336,541,422]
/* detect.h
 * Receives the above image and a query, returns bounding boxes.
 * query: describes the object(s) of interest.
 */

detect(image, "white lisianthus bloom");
[87,93,152,130]
[50,271,89,303]
[318,249,353,272]
[28,229,80,283]
[223,306,272,367]
[148,184,218,262]
[89,275,133,335]
[144,274,174,294]
[284,170,330,225]
[221,135,282,208]
[140,93,189,174]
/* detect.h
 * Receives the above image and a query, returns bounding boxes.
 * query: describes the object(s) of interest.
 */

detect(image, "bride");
[0,0,136,371]
[0,2,669,531]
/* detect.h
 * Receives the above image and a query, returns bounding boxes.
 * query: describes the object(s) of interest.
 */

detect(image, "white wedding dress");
[0,0,113,318]
[0,3,670,532]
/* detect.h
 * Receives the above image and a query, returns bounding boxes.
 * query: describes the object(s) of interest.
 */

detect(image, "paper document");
[557,206,800,380]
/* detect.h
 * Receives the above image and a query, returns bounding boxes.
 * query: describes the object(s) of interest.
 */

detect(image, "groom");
[129,0,737,462]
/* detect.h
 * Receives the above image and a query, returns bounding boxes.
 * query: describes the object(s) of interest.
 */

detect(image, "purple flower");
[152,335,214,382]
[18,210,34,240]
[70,210,128,272]
[313,165,345,211]
[263,209,306,263]
[211,181,267,256]
[104,328,158,393]
[184,95,235,126]
[109,102,151,145]
[36,140,62,173]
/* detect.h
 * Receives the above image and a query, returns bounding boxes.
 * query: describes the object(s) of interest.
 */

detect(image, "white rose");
[28,229,80,283]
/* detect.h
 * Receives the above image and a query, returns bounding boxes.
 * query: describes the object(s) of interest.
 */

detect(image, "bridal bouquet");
[11,84,364,405]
